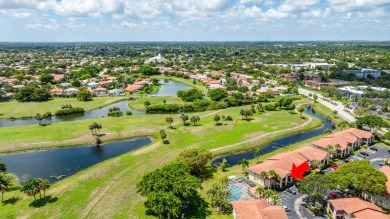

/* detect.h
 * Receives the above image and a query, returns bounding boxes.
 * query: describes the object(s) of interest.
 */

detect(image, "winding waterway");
[0,79,190,127]
[0,138,152,183]
[211,107,335,168]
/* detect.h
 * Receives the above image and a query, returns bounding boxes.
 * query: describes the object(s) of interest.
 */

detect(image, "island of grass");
[0,98,326,218]
[128,96,185,111]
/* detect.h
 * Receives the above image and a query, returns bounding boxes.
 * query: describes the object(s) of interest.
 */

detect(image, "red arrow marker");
[291,161,310,180]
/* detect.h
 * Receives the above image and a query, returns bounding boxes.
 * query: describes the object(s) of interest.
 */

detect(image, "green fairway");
[0,96,128,119]
[128,96,185,110]
[0,99,323,218]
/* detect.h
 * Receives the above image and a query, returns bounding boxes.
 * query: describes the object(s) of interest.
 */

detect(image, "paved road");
[298,88,356,123]
[279,186,326,219]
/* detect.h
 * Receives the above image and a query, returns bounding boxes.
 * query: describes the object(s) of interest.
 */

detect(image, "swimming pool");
[227,185,243,201]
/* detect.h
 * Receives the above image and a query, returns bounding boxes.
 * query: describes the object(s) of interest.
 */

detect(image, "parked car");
[282,206,291,212]
[344,159,351,163]
[361,152,370,156]
[331,164,339,170]
[370,147,378,151]
[286,188,296,195]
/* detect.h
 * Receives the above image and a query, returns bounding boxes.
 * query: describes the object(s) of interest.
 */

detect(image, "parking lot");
[278,145,390,219]
[344,145,389,169]
[279,186,327,219]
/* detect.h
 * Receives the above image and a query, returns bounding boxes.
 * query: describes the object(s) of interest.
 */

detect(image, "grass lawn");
[128,96,185,110]
[311,101,346,128]
[0,100,321,218]
[0,96,128,119]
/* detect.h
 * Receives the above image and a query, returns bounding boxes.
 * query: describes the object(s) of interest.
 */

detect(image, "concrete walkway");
[298,87,356,123]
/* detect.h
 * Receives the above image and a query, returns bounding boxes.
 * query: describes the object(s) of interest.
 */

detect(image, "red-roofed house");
[49,88,64,97]
[124,84,143,93]
[248,146,328,189]
[91,87,107,97]
[327,198,390,219]
[232,199,288,219]
[312,128,374,157]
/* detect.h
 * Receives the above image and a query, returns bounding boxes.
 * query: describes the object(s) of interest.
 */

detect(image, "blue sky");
[0,0,389,41]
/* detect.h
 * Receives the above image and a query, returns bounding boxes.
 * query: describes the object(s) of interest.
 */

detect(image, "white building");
[344,69,382,79]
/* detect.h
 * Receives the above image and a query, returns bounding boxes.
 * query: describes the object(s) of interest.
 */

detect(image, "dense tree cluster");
[177,88,203,102]
[14,86,51,102]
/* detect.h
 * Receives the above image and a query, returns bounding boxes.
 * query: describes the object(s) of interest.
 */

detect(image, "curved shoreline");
[0,135,157,155]
[210,103,320,156]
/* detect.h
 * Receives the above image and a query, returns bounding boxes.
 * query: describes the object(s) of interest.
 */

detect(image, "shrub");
[264,104,276,111]
[55,107,85,116]
[160,129,167,139]
[95,136,102,145]
[225,116,233,121]
[144,101,151,106]
[126,111,133,115]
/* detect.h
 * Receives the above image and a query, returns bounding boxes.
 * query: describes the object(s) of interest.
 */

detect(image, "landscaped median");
[0,100,321,218]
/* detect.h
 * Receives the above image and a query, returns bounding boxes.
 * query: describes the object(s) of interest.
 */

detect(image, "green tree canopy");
[136,163,202,219]
[176,148,212,179]
[139,66,160,76]
[356,115,388,130]
[207,88,228,101]
[177,88,203,102]
[328,160,387,195]
[77,89,93,101]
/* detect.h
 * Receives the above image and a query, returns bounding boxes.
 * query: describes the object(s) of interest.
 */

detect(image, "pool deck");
[226,177,258,201]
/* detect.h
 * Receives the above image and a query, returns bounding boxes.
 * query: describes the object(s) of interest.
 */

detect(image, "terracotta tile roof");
[232,199,287,219]
[124,84,143,92]
[313,128,373,150]
[329,198,383,215]
[353,209,390,219]
[248,146,327,178]
[380,166,390,194]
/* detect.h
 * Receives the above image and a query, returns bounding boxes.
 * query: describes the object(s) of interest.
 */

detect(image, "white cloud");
[25,19,59,30]
[328,0,390,12]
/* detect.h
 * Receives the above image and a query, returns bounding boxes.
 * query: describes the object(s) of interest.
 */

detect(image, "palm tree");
[96,123,102,135]
[270,194,282,205]
[298,107,305,117]
[0,172,18,203]
[219,177,228,188]
[338,121,349,130]
[36,178,50,198]
[335,144,342,156]
[180,113,189,125]
[255,186,266,199]
[240,109,245,119]
[254,149,263,162]
[311,160,321,169]
[237,158,249,172]
[166,117,174,127]
[264,189,276,202]
[21,179,40,204]
[214,114,221,125]
[89,123,97,135]
[313,94,318,102]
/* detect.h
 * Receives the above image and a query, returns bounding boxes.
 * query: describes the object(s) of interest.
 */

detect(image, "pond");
[0,79,191,127]
[211,107,335,168]
[0,137,152,183]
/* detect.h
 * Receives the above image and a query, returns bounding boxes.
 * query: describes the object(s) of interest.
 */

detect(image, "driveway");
[298,87,356,123]
[279,186,327,219]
